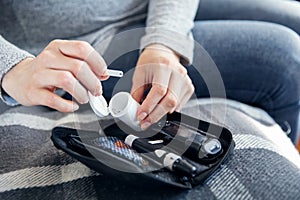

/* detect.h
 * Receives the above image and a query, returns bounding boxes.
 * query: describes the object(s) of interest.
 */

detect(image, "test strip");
[107,69,123,77]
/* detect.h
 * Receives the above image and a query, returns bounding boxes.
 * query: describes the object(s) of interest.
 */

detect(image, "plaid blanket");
[1,99,300,200]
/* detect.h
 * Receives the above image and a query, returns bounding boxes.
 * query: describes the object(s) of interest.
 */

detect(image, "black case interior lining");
[51,112,235,189]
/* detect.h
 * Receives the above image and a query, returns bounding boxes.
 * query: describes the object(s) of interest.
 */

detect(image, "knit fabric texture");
[1,98,300,200]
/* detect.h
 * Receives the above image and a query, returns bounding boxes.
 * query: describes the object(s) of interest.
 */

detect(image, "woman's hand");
[2,39,108,112]
[131,44,194,130]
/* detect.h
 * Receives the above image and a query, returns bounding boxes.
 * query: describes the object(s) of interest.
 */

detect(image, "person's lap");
[194,0,300,143]
[191,21,300,143]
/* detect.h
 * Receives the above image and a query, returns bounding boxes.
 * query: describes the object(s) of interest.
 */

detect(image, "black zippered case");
[51,112,234,189]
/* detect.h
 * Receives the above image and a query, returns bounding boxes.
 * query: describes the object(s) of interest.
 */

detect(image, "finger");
[54,40,108,77]
[40,70,89,104]
[152,63,172,87]
[137,64,172,120]
[167,68,192,113]
[180,77,195,109]
[131,69,146,104]
[131,85,147,104]
[131,84,148,121]
[141,91,178,130]
[130,66,148,103]
[72,60,102,96]
[168,68,187,98]
[177,82,194,111]
[46,56,102,96]
[37,90,79,112]
[138,83,168,121]
[100,74,109,81]
[174,90,193,112]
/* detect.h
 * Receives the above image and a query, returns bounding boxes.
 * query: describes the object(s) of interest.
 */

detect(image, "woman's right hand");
[2,39,108,112]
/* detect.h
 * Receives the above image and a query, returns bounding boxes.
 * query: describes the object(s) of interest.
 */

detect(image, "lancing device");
[106,130,198,177]
[153,121,222,161]
[107,69,123,77]
[125,135,198,177]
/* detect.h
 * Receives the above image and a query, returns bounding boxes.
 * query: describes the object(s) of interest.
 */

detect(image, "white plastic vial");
[89,92,142,131]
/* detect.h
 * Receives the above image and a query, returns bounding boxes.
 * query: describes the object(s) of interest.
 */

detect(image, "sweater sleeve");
[140,0,199,65]
[0,35,34,106]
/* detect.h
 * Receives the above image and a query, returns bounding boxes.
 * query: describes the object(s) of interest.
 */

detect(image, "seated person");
[0,0,299,144]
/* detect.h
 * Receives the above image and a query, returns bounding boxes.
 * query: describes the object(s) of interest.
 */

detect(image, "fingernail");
[170,107,176,114]
[82,98,89,104]
[99,69,109,78]
[138,112,147,121]
[100,75,109,81]
[141,121,151,130]
[72,104,79,111]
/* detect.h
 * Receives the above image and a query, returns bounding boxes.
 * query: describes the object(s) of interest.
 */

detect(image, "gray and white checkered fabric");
[1,99,300,200]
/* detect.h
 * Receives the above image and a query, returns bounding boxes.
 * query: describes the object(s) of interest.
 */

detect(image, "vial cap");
[88,92,109,117]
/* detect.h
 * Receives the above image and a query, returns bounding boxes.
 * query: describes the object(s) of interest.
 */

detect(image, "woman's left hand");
[131,44,194,130]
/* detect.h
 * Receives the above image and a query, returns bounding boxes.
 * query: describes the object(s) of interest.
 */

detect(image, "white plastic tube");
[107,69,123,77]
[108,92,142,131]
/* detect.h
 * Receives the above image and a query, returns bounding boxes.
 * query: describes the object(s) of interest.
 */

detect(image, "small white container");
[88,92,142,131]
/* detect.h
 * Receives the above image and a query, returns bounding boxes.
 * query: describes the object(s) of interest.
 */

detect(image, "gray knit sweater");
[0,0,199,105]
